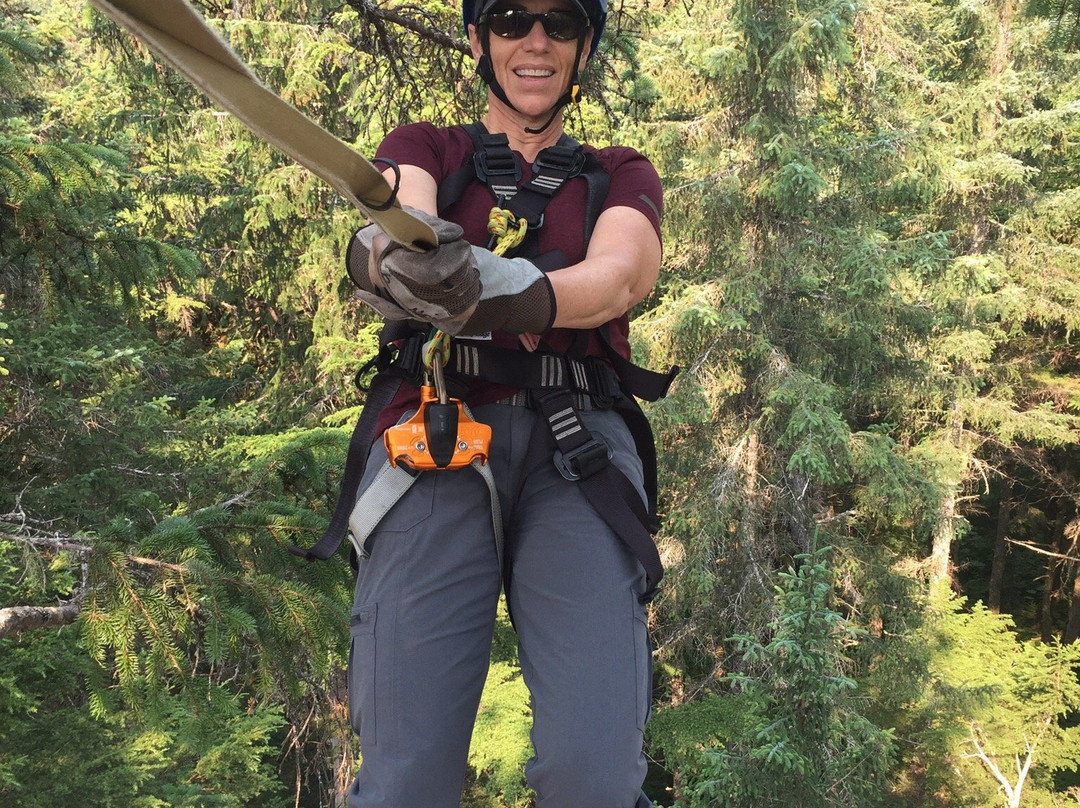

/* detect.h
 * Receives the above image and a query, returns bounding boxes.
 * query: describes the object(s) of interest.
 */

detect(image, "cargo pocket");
[348,603,378,747]
[632,589,652,732]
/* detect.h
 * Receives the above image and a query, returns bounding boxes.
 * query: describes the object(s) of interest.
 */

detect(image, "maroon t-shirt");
[373,122,663,433]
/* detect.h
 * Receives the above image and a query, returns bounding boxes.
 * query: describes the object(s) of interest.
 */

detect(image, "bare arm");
[386,165,439,216]
[547,205,661,329]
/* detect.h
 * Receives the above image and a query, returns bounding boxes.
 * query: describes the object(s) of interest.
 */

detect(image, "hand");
[362,208,480,325]
[346,212,555,337]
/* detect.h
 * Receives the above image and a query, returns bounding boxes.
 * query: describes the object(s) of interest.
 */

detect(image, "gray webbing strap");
[347,458,505,572]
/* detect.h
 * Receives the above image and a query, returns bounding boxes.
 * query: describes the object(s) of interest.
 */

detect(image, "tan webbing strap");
[89,0,436,251]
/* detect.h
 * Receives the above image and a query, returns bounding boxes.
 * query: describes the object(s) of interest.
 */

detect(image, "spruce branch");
[341,0,469,54]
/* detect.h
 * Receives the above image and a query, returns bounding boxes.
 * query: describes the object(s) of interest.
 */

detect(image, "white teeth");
[515,69,554,77]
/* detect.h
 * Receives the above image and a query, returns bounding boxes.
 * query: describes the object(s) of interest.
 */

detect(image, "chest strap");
[437,123,597,255]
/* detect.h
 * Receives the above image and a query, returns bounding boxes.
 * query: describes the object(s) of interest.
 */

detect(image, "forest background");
[3,0,1080,805]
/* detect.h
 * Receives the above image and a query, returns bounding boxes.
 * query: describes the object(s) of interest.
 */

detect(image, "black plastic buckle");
[553,439,611,482]
[585,358,620,410]
[386,334,425,387]
[533,145,586,180]
[354,342,402,392]
[474,138,520,185]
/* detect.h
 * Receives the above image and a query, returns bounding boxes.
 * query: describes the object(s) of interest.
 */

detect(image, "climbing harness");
[339,334,504,571]
[293,121,678,600]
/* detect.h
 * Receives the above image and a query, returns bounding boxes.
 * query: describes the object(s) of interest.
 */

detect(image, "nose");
[522,16,550,46]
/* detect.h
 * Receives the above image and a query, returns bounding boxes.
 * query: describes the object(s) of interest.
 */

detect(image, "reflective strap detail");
[549,407,582,441]
[569,358,589,391]
[454,343,481,377]
[531,174,563,192]
[541,354,564,387]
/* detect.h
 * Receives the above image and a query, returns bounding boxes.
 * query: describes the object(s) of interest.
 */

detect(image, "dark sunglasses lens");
[488,10,534,38]
[542,11,587,40]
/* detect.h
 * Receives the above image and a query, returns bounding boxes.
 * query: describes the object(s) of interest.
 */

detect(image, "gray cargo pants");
[345,401,654,808]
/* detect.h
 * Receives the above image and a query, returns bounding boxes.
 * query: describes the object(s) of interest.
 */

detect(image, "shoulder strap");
[435,122,608,255]
[580,152,610,252]
[437,122,519,214]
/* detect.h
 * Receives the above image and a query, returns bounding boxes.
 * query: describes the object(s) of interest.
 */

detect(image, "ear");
[468,24,484,61]
[578,32,593,70]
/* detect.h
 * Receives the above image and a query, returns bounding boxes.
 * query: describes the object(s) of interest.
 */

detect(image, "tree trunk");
[931,399,966,591]
[1041,514,1065,642]
[930,487,957,590]
[1064,520,1080,644]
[988,475,1011,613]
[1065,563,1080,645]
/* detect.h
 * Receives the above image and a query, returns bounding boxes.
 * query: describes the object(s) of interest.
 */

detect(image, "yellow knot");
[487,206,528,257]
[423,329,452,371]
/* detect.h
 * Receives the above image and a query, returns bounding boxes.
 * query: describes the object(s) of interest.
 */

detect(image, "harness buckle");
[532,145,586,180]
[474,139,520,185]
[585,357,620,409]
[385,334,426,387]
[553,438,611,482]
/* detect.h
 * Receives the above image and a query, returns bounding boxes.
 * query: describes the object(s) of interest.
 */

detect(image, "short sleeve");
[374,122,448,183]
[595,146,664,243]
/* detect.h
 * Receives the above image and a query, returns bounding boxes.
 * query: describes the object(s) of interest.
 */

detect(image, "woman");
[345,1,664,805]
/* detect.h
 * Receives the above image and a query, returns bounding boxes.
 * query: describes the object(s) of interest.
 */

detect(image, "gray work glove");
[346,226,414,321]
[347,208,481,324]
[448,247,556,336]
[346,209,556,336]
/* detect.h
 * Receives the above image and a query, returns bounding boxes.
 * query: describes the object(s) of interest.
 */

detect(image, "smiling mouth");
[515,68,555,78]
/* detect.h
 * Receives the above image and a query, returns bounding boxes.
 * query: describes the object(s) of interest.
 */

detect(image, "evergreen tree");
[690,547,895,808]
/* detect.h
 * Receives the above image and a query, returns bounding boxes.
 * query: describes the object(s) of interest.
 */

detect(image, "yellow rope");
[487,206,528,257]
[423,207,527,374]
[423,329,452,372]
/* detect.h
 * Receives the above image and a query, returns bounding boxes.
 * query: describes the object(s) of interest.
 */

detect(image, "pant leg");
[507,409,654,808]
[345,440,504,808]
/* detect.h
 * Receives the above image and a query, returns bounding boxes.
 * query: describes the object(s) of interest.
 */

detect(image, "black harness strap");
[290,371,400,562]
[289,321,424,562]
[523,387,664,601]
[437,122,594,257]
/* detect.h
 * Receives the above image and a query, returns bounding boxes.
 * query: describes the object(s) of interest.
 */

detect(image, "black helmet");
[464,0,607,132]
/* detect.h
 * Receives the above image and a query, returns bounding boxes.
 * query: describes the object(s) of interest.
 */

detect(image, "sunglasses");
[479,9,591,41]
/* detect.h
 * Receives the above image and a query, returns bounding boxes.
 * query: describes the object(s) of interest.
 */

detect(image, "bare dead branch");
[342,0,469,54]
[0,600,82,639]
[1006,537,1080,562]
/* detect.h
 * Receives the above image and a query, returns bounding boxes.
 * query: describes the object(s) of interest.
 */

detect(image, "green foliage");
[688,547,896,808]
[1026,0,1080,51]
[894,592,1080,807]
[5,0,1080,806]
